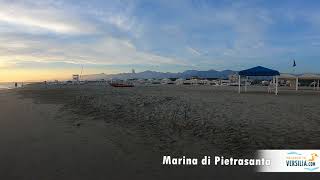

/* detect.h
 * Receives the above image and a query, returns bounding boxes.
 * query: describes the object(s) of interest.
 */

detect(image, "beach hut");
[238,66,280,95]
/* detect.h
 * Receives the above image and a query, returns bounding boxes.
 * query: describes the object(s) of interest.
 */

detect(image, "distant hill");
[81,69,237,80]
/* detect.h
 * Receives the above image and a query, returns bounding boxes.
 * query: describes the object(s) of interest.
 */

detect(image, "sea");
[0,82,24,89]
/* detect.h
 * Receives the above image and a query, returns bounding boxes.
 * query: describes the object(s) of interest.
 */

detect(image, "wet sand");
[0,85,319,179]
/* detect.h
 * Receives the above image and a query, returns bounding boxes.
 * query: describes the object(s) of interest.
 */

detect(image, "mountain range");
[81,69,237,80]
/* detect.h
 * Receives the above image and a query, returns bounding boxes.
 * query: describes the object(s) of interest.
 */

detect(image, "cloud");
[0,0,319,75]
[0,0,95,34]
[0,33,185,68]
[88,2,142,38]
[187,47,201,56]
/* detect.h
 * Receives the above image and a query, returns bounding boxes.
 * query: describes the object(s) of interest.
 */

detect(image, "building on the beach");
[228,74,239,83]
[198,79,209,85]
[137,79,146,84]
[72,74,80,83]
[209,80,219,86]
[147,79,160,84]
[175,78,185,85]
[161,78,173,84]
[182,79,192,85]
[191,78,200,85]
[220,79,231,86]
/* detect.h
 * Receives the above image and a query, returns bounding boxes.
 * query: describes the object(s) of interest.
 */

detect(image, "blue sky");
[0,0,320,80]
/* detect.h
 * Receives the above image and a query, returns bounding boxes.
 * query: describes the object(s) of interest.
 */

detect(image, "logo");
[258,150,320,172]
[286,151,319,171]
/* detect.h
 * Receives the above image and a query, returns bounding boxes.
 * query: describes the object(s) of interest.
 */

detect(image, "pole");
[317,80,319,91]
[272,76,275,84]
[238,75,241,93]
[272,76,275,93]
[245,76,248,92]
[275,76,278,95]
[296,77,299,91]
[314,80,316,90]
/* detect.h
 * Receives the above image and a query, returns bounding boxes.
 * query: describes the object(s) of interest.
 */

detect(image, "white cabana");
[278,73,299,91]
[298,74,320,90]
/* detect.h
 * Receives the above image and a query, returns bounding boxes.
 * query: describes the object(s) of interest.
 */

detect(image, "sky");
[1,0,320,81]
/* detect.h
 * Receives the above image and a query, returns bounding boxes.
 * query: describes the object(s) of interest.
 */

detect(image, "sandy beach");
[0,85,319,179]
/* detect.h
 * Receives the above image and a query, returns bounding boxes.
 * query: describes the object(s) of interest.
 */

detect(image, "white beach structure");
[278,73,299,90]
[72,74,80,84]
[297,74,320,91]
[175,78,185,85]
[72,74,80,82]
[220,80,231,86]
[238,66,320,95]
[190,78,199,85]
[161,78,172,84]
[273,73,320,92]
[198,79,209,85]
[209,80,219,86]
[182,79,193,85]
